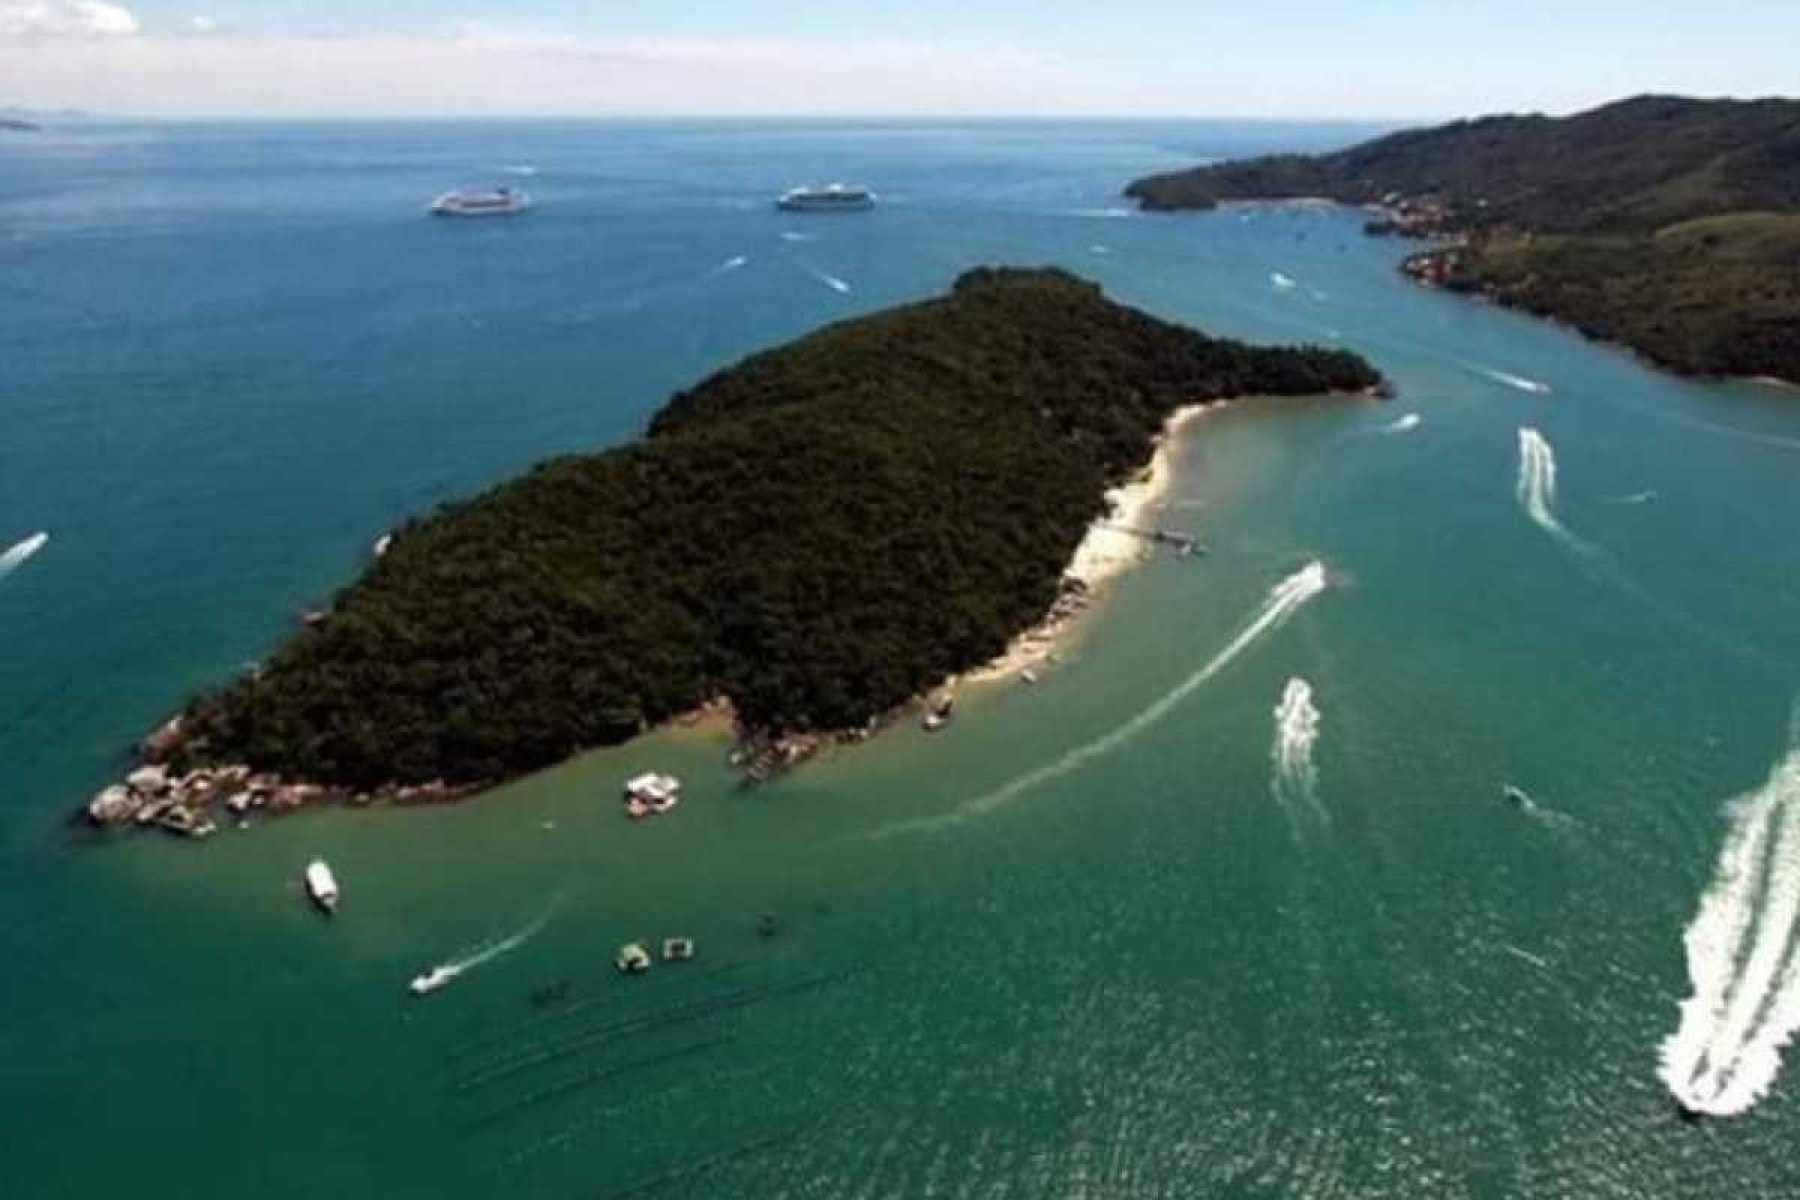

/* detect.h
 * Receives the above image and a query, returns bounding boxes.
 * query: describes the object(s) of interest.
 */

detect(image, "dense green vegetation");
[171,269,1378,789]
[1124,95,1800,381]
[1440,213,1800,378]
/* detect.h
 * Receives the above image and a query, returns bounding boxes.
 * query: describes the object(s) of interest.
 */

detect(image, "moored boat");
[430,186,530,217]
[304,859,339,913]
[623,772,682,816]
[776,183,875,213]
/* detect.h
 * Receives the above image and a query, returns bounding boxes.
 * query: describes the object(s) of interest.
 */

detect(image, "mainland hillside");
[149,268,1378,795]
[1125,95,1800,381]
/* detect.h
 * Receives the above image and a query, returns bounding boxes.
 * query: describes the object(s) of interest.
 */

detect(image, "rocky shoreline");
[83,717,468,836]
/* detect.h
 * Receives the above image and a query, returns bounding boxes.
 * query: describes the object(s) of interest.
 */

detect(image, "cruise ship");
[430,186,530,217]
[776,183,876,213]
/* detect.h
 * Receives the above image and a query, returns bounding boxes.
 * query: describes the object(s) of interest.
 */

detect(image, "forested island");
[88,268,1379,829]
[1125,95,1800,382]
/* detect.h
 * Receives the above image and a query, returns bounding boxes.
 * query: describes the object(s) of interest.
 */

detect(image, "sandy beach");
[967,400,1222,683]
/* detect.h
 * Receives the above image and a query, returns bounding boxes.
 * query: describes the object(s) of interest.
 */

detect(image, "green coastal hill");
[1125,95,1800,381]
[167,269,1378,791]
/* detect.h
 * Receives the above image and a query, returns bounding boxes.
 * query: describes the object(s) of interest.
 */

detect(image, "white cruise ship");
[776,183,876,213]
[430,186,530,217]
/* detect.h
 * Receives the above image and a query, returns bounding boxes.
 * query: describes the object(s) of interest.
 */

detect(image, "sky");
[1,0,1796,119]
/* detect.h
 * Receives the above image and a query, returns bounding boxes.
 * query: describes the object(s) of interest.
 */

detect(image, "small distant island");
[1125,95,1800,383]
[87,267,1380,832]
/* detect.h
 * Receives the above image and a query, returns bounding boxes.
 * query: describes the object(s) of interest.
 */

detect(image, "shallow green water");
[5,122,1800,1198]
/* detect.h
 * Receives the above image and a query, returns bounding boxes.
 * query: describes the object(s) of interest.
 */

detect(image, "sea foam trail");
[419,900,560,991]
[1270,272,1298,291]
[1381,412,1422,435]
[1604,490,1658,506]
[871,561,1330,839]
[1661,709,1800,1117]
[0,531,49,580]
[802,265,851,294]
[1475,365,1553,395]
[715,254,749,273]
[1271,677,1326,825]
[1516,427,1562,533]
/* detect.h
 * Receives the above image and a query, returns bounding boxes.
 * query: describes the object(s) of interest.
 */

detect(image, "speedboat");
[304,859,339,914]
[430,186,530,216]
[1502,785,1531,809]
[661,937,695,962]
[776,183,875,213]
[409,965,457,996]
[615,942,653,974]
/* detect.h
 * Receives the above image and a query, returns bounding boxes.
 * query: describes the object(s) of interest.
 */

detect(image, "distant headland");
[1125,95,1800,385]
[86,267,1381,834]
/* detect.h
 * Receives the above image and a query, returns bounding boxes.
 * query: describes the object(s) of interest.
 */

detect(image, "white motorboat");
[304,859,339,914]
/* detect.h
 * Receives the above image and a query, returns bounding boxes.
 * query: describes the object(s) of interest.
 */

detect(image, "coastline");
[966,400,1219,685]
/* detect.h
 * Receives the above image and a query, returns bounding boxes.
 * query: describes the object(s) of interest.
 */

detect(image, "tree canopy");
[174,268,1379,789]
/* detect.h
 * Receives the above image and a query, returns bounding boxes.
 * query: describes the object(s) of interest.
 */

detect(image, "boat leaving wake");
[1516,427,1592,550]
[1516,427,1564,534]
[0,531,48,580]
[802,265,851,294]
[1661,708,1800,1117]
[715,254,749,273]
[1381,412,1422,435]
[1604,490,1659,506]
[409,900,560,997]
[1475,365,1553,395]
[1270,272,1299,291]
[1271,678,1325,825]
[871,561,1330,839]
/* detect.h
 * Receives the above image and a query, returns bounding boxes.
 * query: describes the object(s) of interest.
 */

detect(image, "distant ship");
[776,183,876,213]
[430,186,530,217]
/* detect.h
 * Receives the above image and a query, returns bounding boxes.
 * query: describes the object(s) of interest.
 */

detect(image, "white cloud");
[187,15,214,34]
[0,0,139,39]
[0,27,1095,116]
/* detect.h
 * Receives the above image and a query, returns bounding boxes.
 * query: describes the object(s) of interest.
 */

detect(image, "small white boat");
[409,965,457,996]
[623,772,682,814]
[304,859,339,914]
[661,937,695,962]
[430,186,530,217]
[616,942,653,974]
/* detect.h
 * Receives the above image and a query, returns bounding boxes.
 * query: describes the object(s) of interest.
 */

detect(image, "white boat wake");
[715,254,749,273]
[409,900,560,997]
[1517,429,1769,667]
[1661,708,1800,1117]
[1271,677,1326,825]
[779,231,816,243]
[1604,489,1659,506]
[499,164,538,177]
[1270,272,1299,291]
[1501,943,1551,971]
[802,265,851,294]
[1475,365,1553,395]
[1519,425,1609,548]
[1516,427,1563,533]
[1381,412,1422,435]
[870,561,1330,839]
[0,531,49,580]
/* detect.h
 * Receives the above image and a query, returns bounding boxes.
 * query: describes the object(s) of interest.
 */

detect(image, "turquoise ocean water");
[4,120,1800,1198]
